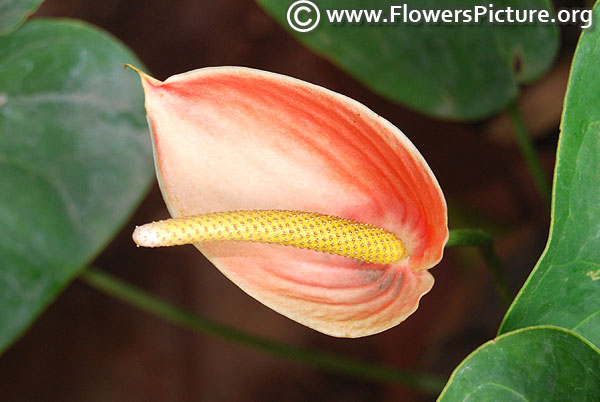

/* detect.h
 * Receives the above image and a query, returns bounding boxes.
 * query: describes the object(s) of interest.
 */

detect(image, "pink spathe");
[133,66,448,337]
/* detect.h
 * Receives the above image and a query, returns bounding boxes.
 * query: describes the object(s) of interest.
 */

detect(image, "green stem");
[446,229,511,307]
[79,267,446,394]
[506,101,552,204]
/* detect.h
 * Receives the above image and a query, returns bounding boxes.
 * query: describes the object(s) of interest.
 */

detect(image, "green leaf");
[438,326,600,401]
[499,2,600,348]
[0,19,153,353]
[256,0,559,121]
[0,0,44,36]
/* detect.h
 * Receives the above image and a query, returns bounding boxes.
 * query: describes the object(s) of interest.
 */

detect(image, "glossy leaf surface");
[0,19,153,353]
[0,0,44,36]
[256,0,559,120]
[499,3,600,348]
[438,327,600,401]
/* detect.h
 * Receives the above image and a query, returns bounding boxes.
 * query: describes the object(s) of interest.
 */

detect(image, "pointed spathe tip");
[124,64,162,87]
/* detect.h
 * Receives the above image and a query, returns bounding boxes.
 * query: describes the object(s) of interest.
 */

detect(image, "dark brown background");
[0,0,584,401]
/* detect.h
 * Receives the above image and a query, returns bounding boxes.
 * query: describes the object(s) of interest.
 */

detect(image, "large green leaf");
[438,327,600,401]
[499,2,600,348]
[256,0,559,121]
[0,0,44,36]
[0,19,153,353]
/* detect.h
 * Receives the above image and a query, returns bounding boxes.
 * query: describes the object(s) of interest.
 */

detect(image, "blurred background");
[0,0,587,400]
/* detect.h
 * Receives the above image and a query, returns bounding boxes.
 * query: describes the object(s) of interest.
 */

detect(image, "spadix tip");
[132,223,162,248]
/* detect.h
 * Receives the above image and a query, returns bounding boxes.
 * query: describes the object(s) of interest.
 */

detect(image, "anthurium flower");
[129,66,448,337]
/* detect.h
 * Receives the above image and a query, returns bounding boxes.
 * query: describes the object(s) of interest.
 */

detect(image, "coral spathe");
[131,65,448,337]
